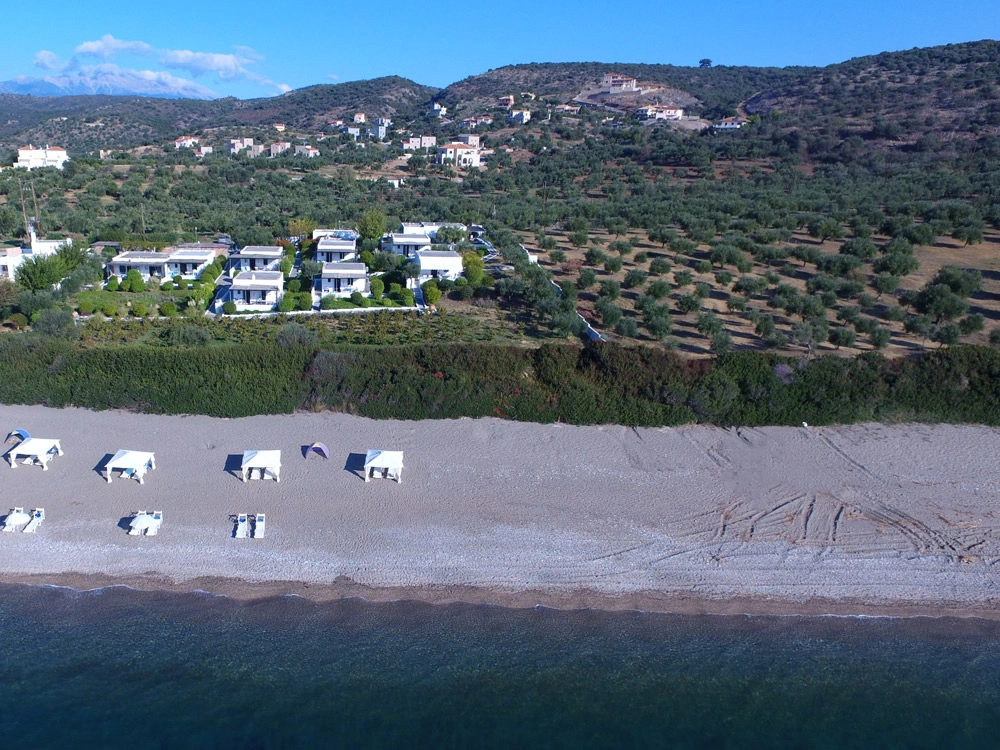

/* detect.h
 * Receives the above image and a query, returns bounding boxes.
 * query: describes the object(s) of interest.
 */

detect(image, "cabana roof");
[241,450,281,469]
[364,450,404,470]
[306,442,330,459]
[10,438,61,456]
[107,449,155,470]
[5,429,30,444]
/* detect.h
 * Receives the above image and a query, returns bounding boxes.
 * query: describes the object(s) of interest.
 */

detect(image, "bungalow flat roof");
[419,251,462,259]
[321,262,367,277]
[111,251,167,262]
[390,232,432,243]
[231,271,284,290]
[167,248,215,262]
[235,245,283,257]
[317,236,356,247]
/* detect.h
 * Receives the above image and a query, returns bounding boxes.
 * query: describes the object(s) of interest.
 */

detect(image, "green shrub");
[106,276,119,292]
[297,292,314,311]
[132,303,147,317]
[7,313,28,329]
[78,300,97,315]
[278,295,296,313]
[161,282,175,291]
[222,301,238,315]
[159,301,178,317]
[102,304,118,318]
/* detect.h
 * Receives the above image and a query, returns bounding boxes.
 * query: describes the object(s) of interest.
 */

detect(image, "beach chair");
[147,510,163,536]
[2,507,28,532]
[253,513,265,539]
[235,513,249,539]
[22,508,44,534]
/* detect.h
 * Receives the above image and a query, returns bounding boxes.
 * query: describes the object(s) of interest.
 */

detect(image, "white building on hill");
[15,145,69,170]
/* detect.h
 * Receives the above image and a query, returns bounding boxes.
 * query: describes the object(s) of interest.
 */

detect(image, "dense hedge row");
[0,337,312,417]
[2,335,1000,426]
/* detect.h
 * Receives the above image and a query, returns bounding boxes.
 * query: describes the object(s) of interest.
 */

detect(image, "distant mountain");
[0,73,215,100]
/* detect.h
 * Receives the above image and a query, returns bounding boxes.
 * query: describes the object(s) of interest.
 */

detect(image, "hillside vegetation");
[0,41,999,423]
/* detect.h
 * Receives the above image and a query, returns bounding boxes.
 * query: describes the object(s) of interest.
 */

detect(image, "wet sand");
[2,404,1000,616]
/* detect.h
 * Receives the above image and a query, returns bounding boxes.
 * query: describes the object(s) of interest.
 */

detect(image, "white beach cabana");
[105,450,156,484]
[241,450,281,482]
[7,438,62,469]
[364,450,404,483]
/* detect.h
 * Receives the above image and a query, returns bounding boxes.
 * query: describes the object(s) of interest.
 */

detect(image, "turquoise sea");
[1,583,999,748]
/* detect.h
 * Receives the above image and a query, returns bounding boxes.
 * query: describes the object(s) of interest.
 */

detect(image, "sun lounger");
[147,511,163,536]
[253,513,265,539]
[3,507,29,532]
[235,513,249,539]
[22,508,44,533]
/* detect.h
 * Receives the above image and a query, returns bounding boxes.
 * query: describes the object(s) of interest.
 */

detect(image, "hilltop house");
[193,146,213,158]
[436,142,481,168]
[15,145,69,170]
[227,245,283,275]
[403,135,437,151]
[270,142,291,157]
[294,145,320,158]
[602,73,638,92]
[273,123,286,132]
[313,262,369,301]
[457,134,480,148]
[636,106,684,121]
[229,138,254,154]
[461,116,493,130]
[227,271,285,311]
[353,113,366,123]
[508,110,531,125]
[713,117,750,130]
[498,95,515,108]
[174,136,200,149]
[430,103,447,118]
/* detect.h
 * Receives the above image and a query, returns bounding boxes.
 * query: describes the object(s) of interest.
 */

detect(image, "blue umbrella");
[5,429,29,444]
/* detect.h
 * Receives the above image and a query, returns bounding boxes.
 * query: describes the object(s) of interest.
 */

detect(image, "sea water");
[0,583,998,749]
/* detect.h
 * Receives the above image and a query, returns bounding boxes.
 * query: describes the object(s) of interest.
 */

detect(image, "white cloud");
[276,83,292,93]
[328,74,340,81]
[75,34,153,59]
[34,50,68,71]
[158,49,253,79]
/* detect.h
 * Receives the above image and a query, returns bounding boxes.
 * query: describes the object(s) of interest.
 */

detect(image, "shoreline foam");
[2,404,1000,618]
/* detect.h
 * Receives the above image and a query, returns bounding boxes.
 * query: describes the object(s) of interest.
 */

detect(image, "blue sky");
[4,1,998,99]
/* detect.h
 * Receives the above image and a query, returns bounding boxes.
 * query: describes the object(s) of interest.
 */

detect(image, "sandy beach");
[2,403,1000,616]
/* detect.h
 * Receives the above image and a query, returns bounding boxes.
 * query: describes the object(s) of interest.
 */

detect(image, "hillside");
[0,77,437,152]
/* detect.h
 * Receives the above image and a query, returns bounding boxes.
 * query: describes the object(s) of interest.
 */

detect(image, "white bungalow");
[228,271,285,311]
[315,235,357,263]
[364,450,403,483]
[385,231,432,259]
[241,450,281,482]
[104,450,156,484]
[314,262,369,300]
[165,248,215,279]
[108,251,170,281]
[414,250,464,287]
[228,245,283,274]
[7,438,63,470]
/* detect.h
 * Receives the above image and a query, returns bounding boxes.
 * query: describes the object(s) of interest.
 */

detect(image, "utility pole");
[17,180,30,239]
[29,181,41,236]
